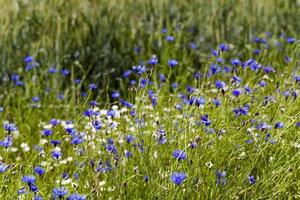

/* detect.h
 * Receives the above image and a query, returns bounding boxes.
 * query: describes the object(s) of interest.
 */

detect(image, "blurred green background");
[0,0,299,89]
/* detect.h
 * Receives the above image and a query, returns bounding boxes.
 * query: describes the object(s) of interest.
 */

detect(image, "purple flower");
[172,149,187,161]
[275,122,284,129]
[22,175,36,185]
[168,59,178,68]
[89,83,97,90]
[3,122,17,132]
[287,37,296,44]
[0,162,9,173]
[232,89,242,97]
[67,193,86,200]
[171,172,187,185]
[53,187,68,198]
[34,166,45,176]
[215,80,226,89]
[248,175,256,184]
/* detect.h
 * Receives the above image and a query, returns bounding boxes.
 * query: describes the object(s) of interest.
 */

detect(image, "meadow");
[0,0,300,199]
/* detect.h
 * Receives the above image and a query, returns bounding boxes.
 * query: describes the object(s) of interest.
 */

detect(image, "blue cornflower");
[209,64,221,75]
[215,80,226,89]
[50,119,60,126]
[61,69,70,76]
[0,107,3,112]
[168,59,178,68]
[0,162,9,173]
[32,96,40,103]
[219,43,229,51]
[194,72,202,80]
[89,100,98,107]
[144,175,149,183]
[22,175,36,185]
[232,88,242,97]
[248,175,256,184]
[48,67,57,74]
[296,122,300,127]
[111,91,120,99]
[287,37,296,44]
[216,170,227,186]
[51,150,62,160]
[34,195,43,200]
[53,187,68,198]
[3,122,17,132]
[263,66,275,73]
[231,58,241,66]
[171,172,187,185]
[132,65,146,75]
[0,136,13,148]
[166,36,175,42]
[123,70,132,78]
[275,122,284,129]
[18,187,27,195]
[224,66,232,73]
[212,98,221,107]
[89,83,97,90]
[34,166,45,176]
[50,139,61,146]
[189,42,197,49]
[71,136,83,145]
[140,78,148,88]
[186,85,195,94]
[74,79,81,84]
[120,99,133,108]
[172,149,187,161]
[211,50,219,57]
[148,55,158,65]
[67,193,86,200]
[29,184,38,192]
[126,135,135,143]
[125,150,133,159]
[232,76,241,84]
[107,110,116,118]
[92,120,102,131]
[258,80,267,87]
[24,56,33,63]
[12,74,20,81]
[41,129,52,137]
[201,115,211,126]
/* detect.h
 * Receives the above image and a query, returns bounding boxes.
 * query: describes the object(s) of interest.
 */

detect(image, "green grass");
[0,0,300,199]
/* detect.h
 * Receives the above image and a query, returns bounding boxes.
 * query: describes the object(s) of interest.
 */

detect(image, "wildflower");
[274,122,284,129]
[201,115,211,126]
[166,36,175,42]
[41,129,52,137]
[24,56,33,63]
[171,172,187,185]
[232,88,242,97]
[67,193,86,200]
[126,135,135,143]
[34,195,43,200]
[259,80,267,87]
[111,91,120,99]
[248,175,256,184]
[232,76,241,84]
[0,136,13,148]
[287,37,296,44]
[132,65,146,75]
[123,70,132,78]
[148,55,158,65]
[61,69,70,76]
[168,59,178,68]
[296,122,300,127]
[34,166,45,176]
[216,170,227,186]
[209,64,221,75]
[219,43,229,51]
[32,96,40,103]
[53,187,68,199]
[231,58,241,66]
[0,162,9,173]
[89,83,97,90]
[172,149,187,161]
[215,80,226,89]
[48,67,57,74]
[3,122,17,132]
[144,176,149,183]
[212,98,221,107]
[51,150,62,160]
[22,175,36,185]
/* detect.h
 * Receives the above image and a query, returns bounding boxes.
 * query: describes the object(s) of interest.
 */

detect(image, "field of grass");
[0,0,300,199]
